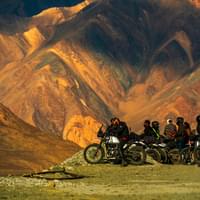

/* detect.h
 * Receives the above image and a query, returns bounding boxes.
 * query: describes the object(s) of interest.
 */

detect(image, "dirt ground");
[0,163,200,200]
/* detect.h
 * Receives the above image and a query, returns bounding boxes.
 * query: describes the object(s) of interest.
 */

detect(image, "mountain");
[0,103,80,176]
[0,0,85,17]
[0,0,200,147]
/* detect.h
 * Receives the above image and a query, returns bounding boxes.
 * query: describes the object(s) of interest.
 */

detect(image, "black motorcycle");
[180,135,200,164]
[136,137,181,164]
[84,127,146,165]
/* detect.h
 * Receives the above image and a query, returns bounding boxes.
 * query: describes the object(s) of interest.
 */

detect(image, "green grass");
[1,164,200,200]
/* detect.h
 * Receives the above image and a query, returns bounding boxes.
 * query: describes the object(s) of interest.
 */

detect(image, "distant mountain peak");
[0,0,85,17]
[189,0,200,8]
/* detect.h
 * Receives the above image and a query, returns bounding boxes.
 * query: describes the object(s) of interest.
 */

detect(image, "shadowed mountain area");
[0,0,86,16]
[0,0,200,149]
[0,103,80,176]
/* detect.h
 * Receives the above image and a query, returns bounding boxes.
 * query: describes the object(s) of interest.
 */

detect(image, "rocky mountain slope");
[0,0,200,147]
[0,103,80,176]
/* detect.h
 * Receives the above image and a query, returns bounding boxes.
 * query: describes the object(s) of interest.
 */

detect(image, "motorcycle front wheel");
[84,144,104,164]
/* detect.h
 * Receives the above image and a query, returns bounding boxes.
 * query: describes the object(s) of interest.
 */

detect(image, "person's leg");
[118,141,128,166]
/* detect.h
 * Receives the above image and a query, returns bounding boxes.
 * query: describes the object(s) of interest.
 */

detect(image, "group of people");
[141,116,200,149]
[104,115,200,166]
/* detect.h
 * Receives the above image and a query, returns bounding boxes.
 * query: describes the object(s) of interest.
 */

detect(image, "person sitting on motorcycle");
[163,119,177,141]
[141,120,155,144]
[105,118,115,136]
[152,121,161,141]
[109,117,129,166]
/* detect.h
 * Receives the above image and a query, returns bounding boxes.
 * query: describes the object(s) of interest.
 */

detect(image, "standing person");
[110,118,129,166]
[196,115,200,135]
[152,121,160,141]
[176,117,186,150]
[163,119,177,141]
[183,122,191,145]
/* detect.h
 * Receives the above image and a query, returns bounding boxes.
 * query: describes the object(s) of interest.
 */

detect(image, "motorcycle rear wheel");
[84,144,104,164]
[146,148,161,163]
[168,148,181,164]
[127,146,146,165]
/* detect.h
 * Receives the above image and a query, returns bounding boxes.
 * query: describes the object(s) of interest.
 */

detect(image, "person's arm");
[163,125,167,136]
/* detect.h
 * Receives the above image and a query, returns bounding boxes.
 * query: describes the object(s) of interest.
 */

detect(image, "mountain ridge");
[0,0,200,147]
[0,103,80,176]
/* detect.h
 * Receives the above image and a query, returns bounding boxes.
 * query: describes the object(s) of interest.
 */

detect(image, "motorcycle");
[84,127,146,165]
[133,140,162,162]
[180,135,200,164]
[136,137,181,164]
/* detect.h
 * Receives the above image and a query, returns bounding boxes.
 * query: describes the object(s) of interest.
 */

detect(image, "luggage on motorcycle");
[129,132,141,141]
[143,136,156,144]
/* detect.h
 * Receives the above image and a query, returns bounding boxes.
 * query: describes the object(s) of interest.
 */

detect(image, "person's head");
[110,118,115,125]
[144,120,151,128]
[152,121,160,129]
[196,115,200,123]
[167,119,173,124]
[176,117,184,126]
[113,117,120,126]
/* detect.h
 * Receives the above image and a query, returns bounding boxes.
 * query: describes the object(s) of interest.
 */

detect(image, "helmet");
[196,115,200,123]
[176,117,184,125]
[152,121,159,128]
[144,120,151,125]
[167,119,172,124]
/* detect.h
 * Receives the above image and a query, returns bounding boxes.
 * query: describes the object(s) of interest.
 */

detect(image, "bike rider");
[107,117,129,167]
[105,118,115,136]
[141,120,155,144]
[152,121,160,141]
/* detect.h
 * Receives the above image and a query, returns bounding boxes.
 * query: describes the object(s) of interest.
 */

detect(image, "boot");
[121,159,128,167]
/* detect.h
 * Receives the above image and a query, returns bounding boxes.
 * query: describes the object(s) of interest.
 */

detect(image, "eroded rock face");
[0,0,200,146]
[63,115,101,147]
